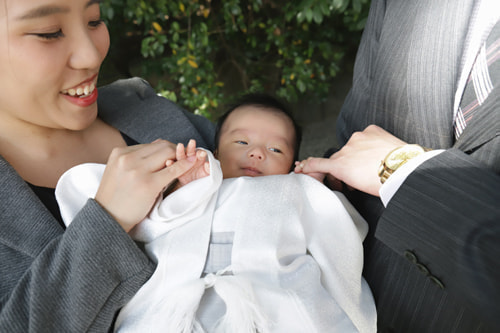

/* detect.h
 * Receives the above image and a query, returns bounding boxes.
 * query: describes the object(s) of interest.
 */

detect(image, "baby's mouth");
[242,167,261,176]
[61,82,96,98]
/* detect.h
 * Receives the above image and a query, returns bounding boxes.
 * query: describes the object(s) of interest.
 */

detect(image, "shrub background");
[100,0,370,120]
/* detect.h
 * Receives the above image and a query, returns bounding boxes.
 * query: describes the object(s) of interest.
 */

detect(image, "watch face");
[386,145,426,169]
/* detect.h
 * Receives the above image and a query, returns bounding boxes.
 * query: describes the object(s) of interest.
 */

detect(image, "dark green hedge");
[100,0,369,119]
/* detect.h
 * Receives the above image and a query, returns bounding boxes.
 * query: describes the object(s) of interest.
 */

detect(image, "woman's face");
[0,0,109,132]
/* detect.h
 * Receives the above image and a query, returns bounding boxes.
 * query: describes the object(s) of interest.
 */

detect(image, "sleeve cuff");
[379,150,445,207]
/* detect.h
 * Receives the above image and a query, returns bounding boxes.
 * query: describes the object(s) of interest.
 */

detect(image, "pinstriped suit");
[337,0,500,331]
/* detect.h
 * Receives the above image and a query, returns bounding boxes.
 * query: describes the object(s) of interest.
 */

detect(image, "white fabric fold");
[55,150,377,333]
[130,152,222,243]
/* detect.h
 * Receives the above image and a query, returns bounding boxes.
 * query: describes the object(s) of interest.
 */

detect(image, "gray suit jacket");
[0,78,215,332]
[337,0,500,331]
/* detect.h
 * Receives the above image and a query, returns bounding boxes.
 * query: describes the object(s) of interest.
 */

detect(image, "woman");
[0,0,214,331]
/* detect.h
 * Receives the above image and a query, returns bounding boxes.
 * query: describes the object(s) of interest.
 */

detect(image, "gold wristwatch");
[378,144,431,184]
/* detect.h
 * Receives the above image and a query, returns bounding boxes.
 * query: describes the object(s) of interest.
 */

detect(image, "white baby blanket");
[55,151,376,332]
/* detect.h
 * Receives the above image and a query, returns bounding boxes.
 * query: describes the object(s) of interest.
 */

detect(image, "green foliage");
[100,0,369,119]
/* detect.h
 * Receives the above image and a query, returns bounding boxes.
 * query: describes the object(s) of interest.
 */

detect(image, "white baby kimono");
[55,150,377,333]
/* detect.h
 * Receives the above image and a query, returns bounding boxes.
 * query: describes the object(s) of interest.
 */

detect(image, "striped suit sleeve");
[377,148,500,327]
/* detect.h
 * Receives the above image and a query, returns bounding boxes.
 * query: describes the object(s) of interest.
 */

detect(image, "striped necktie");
[454,20,500,139]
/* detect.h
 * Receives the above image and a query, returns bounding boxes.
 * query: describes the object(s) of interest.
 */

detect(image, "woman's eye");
[89,19,104,28]
[29,19,102,40]
[34,30,64,40]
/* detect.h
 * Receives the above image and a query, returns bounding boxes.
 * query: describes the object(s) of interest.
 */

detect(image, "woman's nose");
[68,26,109,70]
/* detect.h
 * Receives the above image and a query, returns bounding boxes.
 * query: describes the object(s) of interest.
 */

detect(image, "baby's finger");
[204,161,210,175]
[176,143,186,161]
[294,161,304,173]
[186,139,197,158]
[196,149,207,161]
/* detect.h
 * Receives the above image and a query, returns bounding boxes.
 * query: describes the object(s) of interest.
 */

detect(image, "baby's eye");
[269,147,283,153]
[33,30,64,40]
[235,140,248,145]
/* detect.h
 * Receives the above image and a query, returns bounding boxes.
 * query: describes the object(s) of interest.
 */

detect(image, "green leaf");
[312,8,323,24]
[305,8,313,22]
[297,79,306,93]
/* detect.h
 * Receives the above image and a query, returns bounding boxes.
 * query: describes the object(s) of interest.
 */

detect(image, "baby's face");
[216,106,296,179]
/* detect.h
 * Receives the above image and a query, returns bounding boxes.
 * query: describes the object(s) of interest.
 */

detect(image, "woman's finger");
[127,140,178,172]
[157,154,198,185]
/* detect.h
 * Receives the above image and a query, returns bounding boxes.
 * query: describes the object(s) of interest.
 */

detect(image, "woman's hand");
[95,139,197,232]
[297,125,406,196]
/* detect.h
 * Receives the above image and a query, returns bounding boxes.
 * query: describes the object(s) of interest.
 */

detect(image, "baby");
[56,93,376,332]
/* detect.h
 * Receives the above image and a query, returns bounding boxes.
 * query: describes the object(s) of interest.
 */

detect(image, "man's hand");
[296,125,406,196]
[294,160,326,183]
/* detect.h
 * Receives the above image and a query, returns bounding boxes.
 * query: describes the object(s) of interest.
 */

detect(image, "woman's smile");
[60,74,99,107]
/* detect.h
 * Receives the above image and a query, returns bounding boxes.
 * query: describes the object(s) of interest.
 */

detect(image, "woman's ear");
[213,148,218,158]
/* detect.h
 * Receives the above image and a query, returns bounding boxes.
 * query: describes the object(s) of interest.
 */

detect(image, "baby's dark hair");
[214,93,302,162]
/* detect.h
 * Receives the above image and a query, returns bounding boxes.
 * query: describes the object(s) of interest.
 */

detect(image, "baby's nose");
[248,147,265,160]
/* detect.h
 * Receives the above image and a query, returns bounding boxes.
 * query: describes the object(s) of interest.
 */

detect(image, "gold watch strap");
[378,145,431,184]
[378,164,393,184]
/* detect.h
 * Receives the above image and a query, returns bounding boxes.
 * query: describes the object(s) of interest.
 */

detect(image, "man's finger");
[302,157,336,174]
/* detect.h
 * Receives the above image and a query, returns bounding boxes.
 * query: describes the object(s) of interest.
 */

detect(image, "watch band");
[378,167,393,184]
[378,144,431,184]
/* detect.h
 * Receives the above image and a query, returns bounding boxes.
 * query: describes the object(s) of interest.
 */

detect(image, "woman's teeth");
[62,83,95,97]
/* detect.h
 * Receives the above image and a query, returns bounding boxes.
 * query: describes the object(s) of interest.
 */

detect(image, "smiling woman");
[0,0,215,331]
[0,0,109,136]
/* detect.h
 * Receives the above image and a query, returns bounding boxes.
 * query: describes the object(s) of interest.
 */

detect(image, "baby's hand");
[295,159,325,183]
[295,157,343,191]
[166,139,210,188]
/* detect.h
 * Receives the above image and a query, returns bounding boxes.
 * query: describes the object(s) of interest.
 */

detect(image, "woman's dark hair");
[214,93,302,162]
